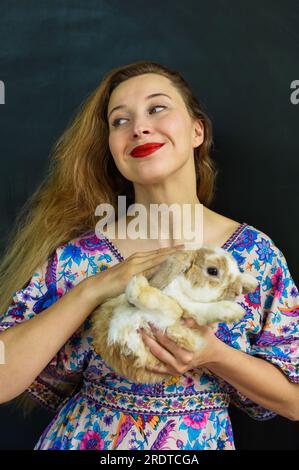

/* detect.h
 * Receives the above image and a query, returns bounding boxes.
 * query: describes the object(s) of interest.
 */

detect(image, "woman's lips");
[130,143,165,158]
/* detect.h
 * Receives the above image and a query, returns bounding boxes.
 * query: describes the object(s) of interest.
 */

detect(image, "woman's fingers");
[181,317,217,334]
[140,329,177,367]
[149,325,193,365]
[181,317,197,328]
[139,260,170,277]
[131,244,185,260]
[137,247,184,276]
[141,326,193,373]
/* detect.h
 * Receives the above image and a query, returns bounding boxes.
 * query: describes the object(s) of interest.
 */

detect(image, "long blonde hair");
[0,60,218,415]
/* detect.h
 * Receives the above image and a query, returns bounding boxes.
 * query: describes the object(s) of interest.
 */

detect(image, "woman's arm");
[0,245,181,404]
[141,323,299,421]
[0,278,97,404]
[203,338,299,421]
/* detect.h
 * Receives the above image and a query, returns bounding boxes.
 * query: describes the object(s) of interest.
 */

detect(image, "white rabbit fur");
[91,245,258,383]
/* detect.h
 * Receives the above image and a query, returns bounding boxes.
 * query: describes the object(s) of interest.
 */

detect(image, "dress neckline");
[100,222,248,262]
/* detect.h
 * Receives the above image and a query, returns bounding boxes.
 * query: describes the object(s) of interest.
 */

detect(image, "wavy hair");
[0,60,218,415]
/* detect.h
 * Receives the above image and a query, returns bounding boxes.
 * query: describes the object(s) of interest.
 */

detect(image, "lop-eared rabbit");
[91,245,258,383]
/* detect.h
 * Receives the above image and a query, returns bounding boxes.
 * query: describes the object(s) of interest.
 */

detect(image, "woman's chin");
[135,172,173,185]
[132,164,177,185]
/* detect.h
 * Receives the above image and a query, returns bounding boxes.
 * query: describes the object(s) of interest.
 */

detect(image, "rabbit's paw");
[217,302,245,324]
[126,274,148,305]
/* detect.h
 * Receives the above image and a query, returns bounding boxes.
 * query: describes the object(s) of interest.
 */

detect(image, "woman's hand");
[84,244,185,309]
[140,318,222,376]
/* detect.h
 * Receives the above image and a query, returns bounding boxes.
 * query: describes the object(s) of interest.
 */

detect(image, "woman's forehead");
[107,75,181,118]
[109,74,174,104]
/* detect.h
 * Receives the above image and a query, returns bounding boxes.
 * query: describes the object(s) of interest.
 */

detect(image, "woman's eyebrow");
[108,93,172,119]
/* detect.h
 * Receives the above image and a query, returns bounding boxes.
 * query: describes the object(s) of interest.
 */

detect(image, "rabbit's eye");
[207,267,218,276]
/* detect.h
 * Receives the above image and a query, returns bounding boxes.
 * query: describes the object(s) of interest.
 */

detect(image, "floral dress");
[0,222,298,450]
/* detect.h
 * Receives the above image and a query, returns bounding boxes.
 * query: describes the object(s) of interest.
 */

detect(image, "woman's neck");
[117,197,204,247]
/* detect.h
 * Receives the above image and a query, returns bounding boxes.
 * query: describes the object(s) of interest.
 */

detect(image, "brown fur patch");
[221,277,242,300]
[91,300,172,383]
[185,248,230,289]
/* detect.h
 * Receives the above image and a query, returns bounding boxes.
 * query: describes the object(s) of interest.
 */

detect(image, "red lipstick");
[130,143,165,158]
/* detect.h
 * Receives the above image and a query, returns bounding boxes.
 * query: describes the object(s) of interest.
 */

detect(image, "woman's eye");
[112,117,127,127]
[150,105,165,114]
[111,105,166,127]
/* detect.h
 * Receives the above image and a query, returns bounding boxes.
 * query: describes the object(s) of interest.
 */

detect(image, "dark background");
[0,0,298,450]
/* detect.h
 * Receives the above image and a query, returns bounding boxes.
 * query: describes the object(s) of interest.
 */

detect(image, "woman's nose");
[133,128,150,138]
[132,117,152,137]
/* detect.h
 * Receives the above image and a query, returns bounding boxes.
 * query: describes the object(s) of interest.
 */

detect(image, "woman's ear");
[148,251,194,289]
[193,119,204,148]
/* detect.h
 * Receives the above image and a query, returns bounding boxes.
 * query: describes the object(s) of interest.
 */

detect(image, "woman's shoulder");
[240,222,283,257]
[58,229,114,256]
[226,219,291,280]
[204,207,286,276]
[53,230,118,283]
[203,207,277,253]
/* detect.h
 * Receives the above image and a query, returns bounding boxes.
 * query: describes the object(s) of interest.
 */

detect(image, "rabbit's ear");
[240,272,259,294]
[148,250,194,289]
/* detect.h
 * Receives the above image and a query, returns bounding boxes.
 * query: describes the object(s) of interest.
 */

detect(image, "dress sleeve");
[0,246,91,413]
[230,242,299,420]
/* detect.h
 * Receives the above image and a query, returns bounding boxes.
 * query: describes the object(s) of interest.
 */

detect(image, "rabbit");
[91,245,258,383]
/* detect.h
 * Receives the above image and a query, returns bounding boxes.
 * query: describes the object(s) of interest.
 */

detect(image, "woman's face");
[107,73,204,185]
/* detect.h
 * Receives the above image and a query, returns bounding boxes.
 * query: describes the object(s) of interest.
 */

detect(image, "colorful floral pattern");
[0,223,298,450]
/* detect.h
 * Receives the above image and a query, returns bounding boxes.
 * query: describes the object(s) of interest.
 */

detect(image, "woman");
[0,60,298,450]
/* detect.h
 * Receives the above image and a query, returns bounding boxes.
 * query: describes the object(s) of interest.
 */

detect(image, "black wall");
[0,0,298,450]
